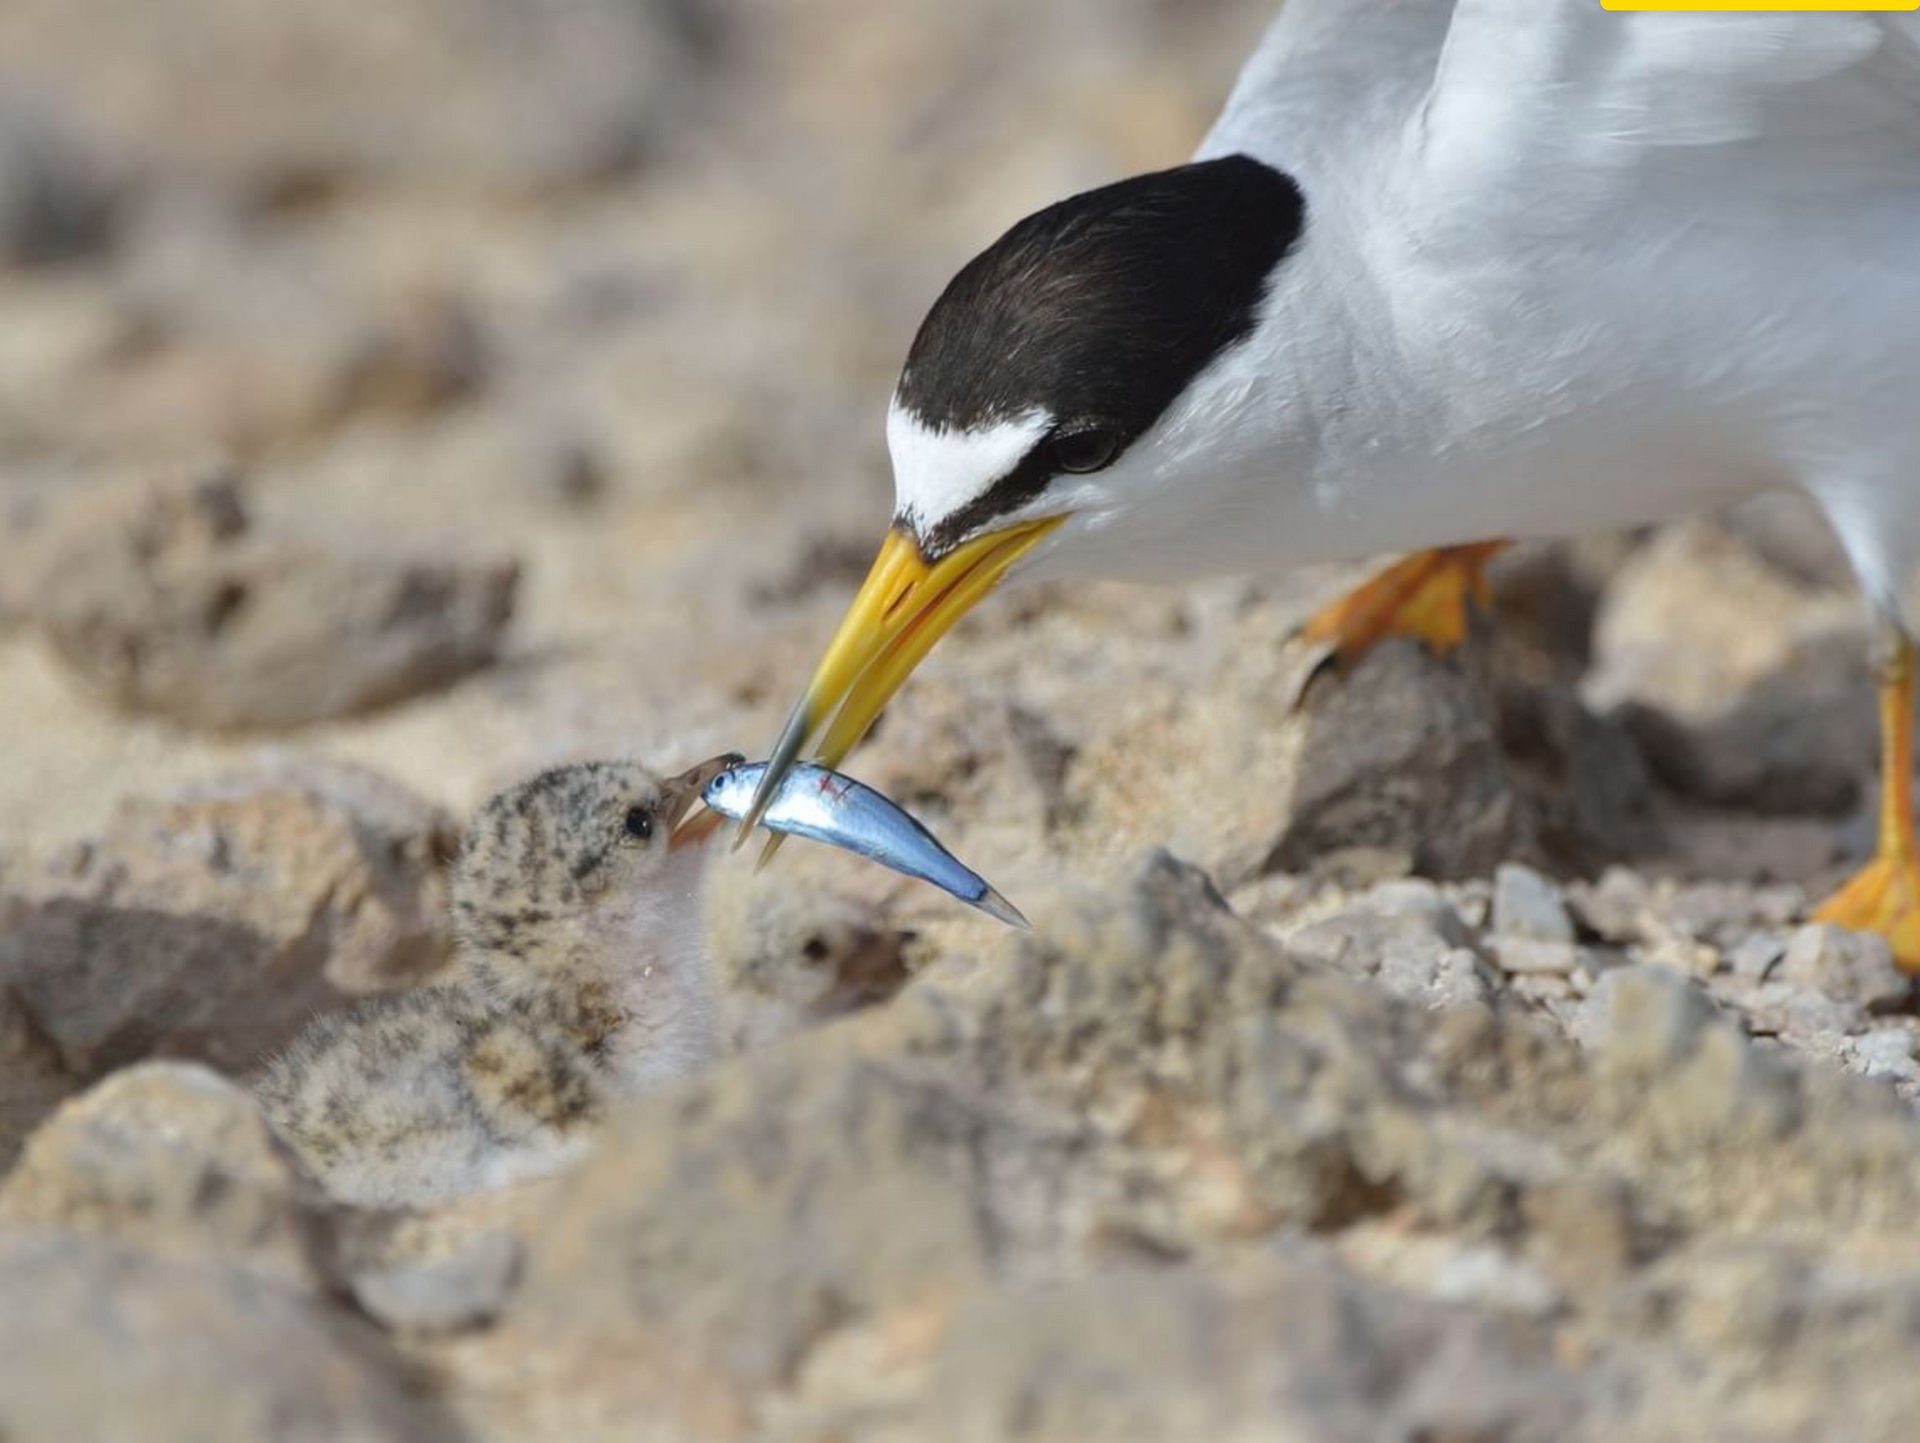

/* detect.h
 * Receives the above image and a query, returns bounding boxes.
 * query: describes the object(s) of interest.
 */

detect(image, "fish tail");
[973,885,1031,931]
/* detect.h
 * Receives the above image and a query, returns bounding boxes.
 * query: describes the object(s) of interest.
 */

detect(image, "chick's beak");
[666,752,747,849]
[738,515,1065,843]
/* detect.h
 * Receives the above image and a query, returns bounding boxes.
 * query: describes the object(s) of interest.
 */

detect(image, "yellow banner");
[1602,3,1916,9]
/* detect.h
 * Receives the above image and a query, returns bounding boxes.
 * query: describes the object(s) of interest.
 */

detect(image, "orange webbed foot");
[1813,852,1920,974]
[1299,542,1509,666]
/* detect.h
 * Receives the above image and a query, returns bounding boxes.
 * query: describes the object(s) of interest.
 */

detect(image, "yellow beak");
[737,514,1066,846]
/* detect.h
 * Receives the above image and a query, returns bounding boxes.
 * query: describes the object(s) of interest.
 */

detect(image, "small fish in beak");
[704,758,1027,928]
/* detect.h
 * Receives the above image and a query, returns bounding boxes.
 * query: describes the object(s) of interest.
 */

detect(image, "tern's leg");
[1300,542,1509,665]
[1812,623,1920,972]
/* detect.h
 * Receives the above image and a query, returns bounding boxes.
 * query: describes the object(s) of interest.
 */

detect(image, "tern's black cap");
[896,154,1305,553]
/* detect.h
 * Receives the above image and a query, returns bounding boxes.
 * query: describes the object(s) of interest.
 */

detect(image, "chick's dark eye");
[1050,428,1120,475]
[623,806,654,841]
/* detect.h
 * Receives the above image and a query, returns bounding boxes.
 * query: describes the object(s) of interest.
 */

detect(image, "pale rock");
[1070,627,1523,892]
[1848,1028,1918,1084]
[1586,519,1871,813]
[1584,965,1717,1066]
[27,471,517,730]
[0,758,452,1082]
[1492,862,1576,944]
[1446,879,1493,929]
[1727,932,1788,982]
[1659,1024,1804,1146]
[1512,973,1576,1005]
[1594,968,1804,1145]
[1494,937,1584,977]
[349,1229,520,1336]
[1638,930,1725,982]
[1394,945,1497,1010]
[1520,1176,1639,1293]
[921,1257,1581,1443]
[1268,639,1520,881]
[1567,866,1655,946]
[1744,982,1867,1044]
[1664,881,1806,949]
[0,1232,441,1441]
[0,1062,321,1285]
[78,250,494,452]
[1223,871,1315,930]
[1287,908,1500,1010]
[514,1017,1000,1408]
[1776,924,1910,1011]
[1427,1245,1562,1317]
[1355,877,1458,924]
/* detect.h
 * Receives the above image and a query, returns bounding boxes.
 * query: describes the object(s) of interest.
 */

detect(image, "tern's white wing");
[1415,6,1920,233]
[1197,0,1455,169]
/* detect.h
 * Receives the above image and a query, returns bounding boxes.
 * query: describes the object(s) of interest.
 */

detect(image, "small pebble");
[1379,946,1494,1010]
[1777,924,1909,1010]
[1566,867,1652,944]
[1726,933,1787,983]
[1361,878,1456,923]
[1665,882,1796,948]
[1851,1027,1919,1083]
[349,1230,521,1335]
[1491,863,1575,944]
[1512,973,1575,1004]
[1445,881,1492,930]
[1428,1246,1562,1317]
[1747,982,1865,1043]
[1590,966,1716,1069]
[1493,937,1582,977]
[1638,934,1722,981]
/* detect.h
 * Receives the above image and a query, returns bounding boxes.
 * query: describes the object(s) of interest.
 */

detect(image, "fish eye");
[623,806,654,842]
[1050,427,1120,475]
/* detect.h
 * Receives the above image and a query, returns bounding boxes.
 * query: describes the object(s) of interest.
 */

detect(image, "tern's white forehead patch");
[887,399,1050,534]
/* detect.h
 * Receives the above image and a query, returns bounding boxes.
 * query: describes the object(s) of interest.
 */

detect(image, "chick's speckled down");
[255,761,719,1208]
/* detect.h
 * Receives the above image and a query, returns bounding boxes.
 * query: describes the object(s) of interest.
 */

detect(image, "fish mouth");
[665,752,746,849]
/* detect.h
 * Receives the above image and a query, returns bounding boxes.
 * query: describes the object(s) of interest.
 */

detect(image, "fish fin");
[973,886,1031,931]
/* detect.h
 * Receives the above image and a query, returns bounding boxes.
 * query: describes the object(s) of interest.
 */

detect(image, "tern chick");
[256,755,738,1209]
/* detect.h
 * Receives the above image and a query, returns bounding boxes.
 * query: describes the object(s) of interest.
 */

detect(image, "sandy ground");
[2,2,1918,1438]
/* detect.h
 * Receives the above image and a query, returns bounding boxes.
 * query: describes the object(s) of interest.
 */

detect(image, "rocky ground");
[2,2,1917,1439]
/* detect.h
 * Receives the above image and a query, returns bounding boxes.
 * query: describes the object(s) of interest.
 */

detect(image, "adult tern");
[748,2,1920,964]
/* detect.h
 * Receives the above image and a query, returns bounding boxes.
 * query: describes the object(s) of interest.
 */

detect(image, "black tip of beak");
[734,703,812,848]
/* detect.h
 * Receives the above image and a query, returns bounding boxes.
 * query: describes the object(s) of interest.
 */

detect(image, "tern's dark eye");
[622,806,654,842]
[1049,427,1120,475]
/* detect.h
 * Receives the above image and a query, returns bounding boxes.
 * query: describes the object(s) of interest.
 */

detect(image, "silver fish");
[703,761,1028,929]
